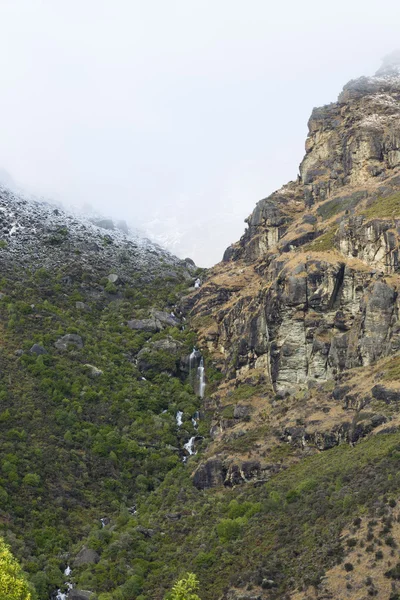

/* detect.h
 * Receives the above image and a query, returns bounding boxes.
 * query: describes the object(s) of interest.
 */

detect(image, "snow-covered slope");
[0,186,195,282]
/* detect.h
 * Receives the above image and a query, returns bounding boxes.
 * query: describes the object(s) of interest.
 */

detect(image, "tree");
[0,537,31,600]
[166,573,201,600]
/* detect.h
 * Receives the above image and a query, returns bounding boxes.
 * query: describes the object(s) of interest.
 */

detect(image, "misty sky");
[0,1,399,266]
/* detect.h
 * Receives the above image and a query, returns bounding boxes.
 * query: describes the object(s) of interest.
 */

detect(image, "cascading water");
[55,566,72,599]
[176,411,183,426]
[189,348,197,371]
[197,357,206,398]
[183,436,196,456]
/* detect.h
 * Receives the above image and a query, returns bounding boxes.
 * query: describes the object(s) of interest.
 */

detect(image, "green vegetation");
[62,431,400,599]
[382,356,400,381]
[0,537,31,600]
[303,226,337,252]
[3,208,400,600]
[165,573,201,600]
[230,383,263,401]
[0,262,201,599]
[362,192,400,219]
[317,192,366,221]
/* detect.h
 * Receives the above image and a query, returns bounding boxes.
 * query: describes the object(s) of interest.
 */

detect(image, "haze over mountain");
[1,1,400,265]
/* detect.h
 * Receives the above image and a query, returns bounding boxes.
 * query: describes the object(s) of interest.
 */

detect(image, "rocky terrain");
[174,57,400,596]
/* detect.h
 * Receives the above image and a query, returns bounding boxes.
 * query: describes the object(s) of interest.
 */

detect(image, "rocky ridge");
[184,59,400,494]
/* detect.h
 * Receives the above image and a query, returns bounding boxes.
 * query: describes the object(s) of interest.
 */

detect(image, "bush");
[0,537,32,599]
[216,518,245,542]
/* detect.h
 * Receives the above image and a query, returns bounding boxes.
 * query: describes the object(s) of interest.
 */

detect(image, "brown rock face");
[187,60,400,492]
[191,64,400,397]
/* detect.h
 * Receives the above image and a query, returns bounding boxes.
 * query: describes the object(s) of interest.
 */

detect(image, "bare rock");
[73,546,100,567]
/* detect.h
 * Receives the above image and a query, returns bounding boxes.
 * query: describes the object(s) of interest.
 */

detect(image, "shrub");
[0,537,31,599]
[216,518,245,542]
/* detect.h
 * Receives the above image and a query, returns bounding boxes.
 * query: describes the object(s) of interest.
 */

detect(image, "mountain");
[0,187,202,599]
[3,56,400,600]
[180,56,400,598]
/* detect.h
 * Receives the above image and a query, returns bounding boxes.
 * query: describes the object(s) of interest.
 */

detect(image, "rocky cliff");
[184,58,400,495]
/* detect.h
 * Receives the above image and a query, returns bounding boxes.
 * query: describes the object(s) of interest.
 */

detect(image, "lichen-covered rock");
[55,334,83,351]
[127,318,161,332]
[73,546,100,567]
[188,62,400,401]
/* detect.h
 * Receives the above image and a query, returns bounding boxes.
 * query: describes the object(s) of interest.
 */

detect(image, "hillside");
[3,58,400,600]
[0,188,204,599]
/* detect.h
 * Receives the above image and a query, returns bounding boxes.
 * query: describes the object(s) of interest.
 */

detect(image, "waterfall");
[197,357,206,398]
[176,411,183,426]
[55,566,72,600]
[183,436,196,456]
[188,348,205,397]
[189,347,197,371]
[192,411,200,428]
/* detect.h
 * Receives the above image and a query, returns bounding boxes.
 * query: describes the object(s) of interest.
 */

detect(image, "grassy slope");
[81,432,400,599]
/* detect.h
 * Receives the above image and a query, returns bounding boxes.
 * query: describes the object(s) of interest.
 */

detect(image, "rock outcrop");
[191,61,400,397]
[188,57,400,490]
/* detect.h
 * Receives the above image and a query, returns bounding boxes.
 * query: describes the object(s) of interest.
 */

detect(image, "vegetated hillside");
[0,187,206,599]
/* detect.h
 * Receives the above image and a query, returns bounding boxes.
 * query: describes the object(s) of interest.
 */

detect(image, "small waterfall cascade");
[55,566,73,599]
[188,348,206,398]
[192,410,200,428]
[189,347,198,371]
[183,436,196,456]
[176,411,183,427]
[197,357,206,399]
[183,411,203,463]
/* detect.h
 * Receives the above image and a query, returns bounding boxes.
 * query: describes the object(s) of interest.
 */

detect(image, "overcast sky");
[0,1,399,266]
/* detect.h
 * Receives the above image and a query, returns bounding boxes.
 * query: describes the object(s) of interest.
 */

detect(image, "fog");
[0,1,399,266]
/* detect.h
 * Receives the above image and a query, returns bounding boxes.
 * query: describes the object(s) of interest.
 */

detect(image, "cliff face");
[185,61,400,490]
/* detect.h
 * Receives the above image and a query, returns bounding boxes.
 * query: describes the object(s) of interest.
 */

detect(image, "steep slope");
[163,58,400,598]
[186,59,400,486]
[0,188,205,599]
[56,58,400,600]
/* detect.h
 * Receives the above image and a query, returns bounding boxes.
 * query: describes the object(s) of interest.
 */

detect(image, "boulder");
[127,318,160,333]
[136,525,156,538]
[55,334,83,351]
[149,309,180,328]
[83,364,103,378]
[90,218,114,230]
[73,546,100,567]
[30,344,47,355]
[233,404,250,419]
[137,337,183,374]
[372,385,400,403]
[193,459,227,490]
[75,301,89,311]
